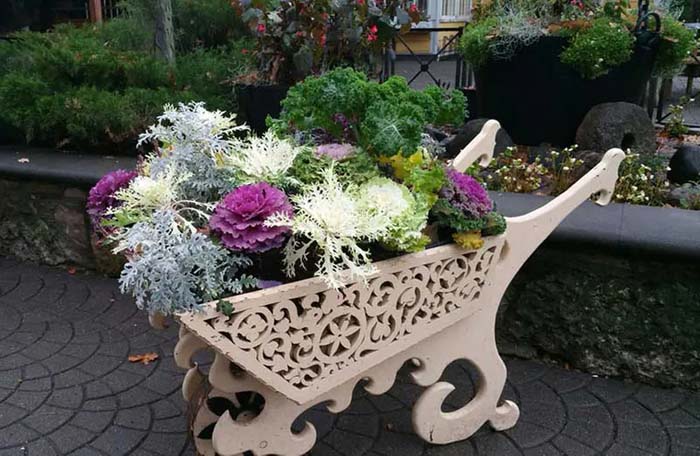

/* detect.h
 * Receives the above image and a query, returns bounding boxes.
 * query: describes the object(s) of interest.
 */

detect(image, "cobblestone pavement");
[1,257,699,456]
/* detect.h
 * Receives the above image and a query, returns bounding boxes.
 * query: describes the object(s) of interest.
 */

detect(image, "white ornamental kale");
[222,131,303,187]
[108,166,212,231]
[357,177,430,253]
[116,210,256,315]
[266,166,393,288]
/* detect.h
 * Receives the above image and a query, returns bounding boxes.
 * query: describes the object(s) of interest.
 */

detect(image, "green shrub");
[560,19,634,79]
[459,17,499,68]
[0,19,252,152]
[655,16,697,78]
[174,0,247,51]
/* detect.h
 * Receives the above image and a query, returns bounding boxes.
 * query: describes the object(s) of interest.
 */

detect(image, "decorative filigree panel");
[194,241,502,395]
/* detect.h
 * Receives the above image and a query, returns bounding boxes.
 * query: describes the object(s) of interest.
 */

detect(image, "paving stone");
[615,421,668,455]
[114,406,151,430]
[48,425,97,454]
[22,404,74,434]
[0,422,37,447]
[24,438,59,456]
[89,425,145,454]
[69,410,115,433]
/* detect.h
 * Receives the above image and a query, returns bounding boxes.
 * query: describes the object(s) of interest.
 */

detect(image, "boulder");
[575,102,656,155]
[440,118,514,159]
[668,144,700,184]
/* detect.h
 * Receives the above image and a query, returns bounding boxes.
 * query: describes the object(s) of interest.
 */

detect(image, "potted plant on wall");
[232,0,423,134]
[461,0,696,147]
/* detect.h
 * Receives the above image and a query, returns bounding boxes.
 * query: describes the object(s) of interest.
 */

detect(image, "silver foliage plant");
[490,5,546,61]
[140,102,248,200]
[116,210,256,315]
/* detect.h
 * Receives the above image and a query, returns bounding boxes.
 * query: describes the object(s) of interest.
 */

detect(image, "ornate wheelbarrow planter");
[157,122,625,456]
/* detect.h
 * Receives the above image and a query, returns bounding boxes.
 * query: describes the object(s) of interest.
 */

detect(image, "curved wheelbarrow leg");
[411,312,519,444]
[412,145,626,445]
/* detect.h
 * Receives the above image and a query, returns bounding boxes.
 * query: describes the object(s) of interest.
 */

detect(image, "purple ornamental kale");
[315,143,356,160]
[209,182,293,253]
[87,169,137,229]
[440,168,493,219]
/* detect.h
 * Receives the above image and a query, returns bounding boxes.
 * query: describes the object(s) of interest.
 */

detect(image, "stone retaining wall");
[0,177,95,268]
[498,245,700,390]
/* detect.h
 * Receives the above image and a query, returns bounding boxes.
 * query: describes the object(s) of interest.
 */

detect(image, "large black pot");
[474,35,658,147]
[235,84,289,135]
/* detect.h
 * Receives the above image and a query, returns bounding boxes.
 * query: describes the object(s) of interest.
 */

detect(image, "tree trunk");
[154,0,175,65]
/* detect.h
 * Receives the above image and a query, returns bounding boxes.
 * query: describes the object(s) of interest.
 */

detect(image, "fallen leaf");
[128,352,159,365]
[17,158,29,163]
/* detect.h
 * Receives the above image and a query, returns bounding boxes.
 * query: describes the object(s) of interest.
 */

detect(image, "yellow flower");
[452,231,484,250]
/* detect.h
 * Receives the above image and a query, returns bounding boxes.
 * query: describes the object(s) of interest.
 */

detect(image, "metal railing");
[382,27,468,89]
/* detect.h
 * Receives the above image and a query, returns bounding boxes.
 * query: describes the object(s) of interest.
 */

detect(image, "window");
[441,0,470,20]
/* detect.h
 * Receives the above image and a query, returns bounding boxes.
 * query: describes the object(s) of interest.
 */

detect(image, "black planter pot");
[235,84,289,135]
[474,35,658,147]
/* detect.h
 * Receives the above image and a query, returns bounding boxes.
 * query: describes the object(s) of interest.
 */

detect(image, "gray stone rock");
[668,144,700,184]
[424,125,448,142]
[575,102,656,155]
[440,118,514,159]
[667,182,700,208]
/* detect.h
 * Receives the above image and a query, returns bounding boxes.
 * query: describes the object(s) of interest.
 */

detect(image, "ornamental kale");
[358,178,430,253]
[360,100,425,157]
[210,182,293,253]
[222,131,304,187]
[265,166,394,288]
[290,147,381,187]
[116,209,256,315]
[440,168,493,219]
[87,169,137,231]
[273,68,467,154]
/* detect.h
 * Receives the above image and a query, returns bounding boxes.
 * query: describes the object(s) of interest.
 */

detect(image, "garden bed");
[492,192,700,390]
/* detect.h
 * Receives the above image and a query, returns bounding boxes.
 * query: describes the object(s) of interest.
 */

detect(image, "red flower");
[357,0,364,4]
[256,23,266,33]
[409,3,418,12]
[241,48,249,54]
[367,25,378,42]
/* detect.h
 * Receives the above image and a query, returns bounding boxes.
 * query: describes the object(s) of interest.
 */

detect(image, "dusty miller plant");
[139,102,248,200]
[116,209,256,315]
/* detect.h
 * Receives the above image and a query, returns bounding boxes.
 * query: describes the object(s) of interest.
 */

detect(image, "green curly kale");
[289,147,381,186]
[274,68,468,155]
[430,198,487,232]
[360,100,425,157]
[481,211,507,236]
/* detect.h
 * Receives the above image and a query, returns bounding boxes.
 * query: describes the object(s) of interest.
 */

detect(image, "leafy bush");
[613,153,669,205]
[174,0,248,51]
[560,19,634,79]
[460,17,499,67]
[0,20,252,152]
[655,16,697,77]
